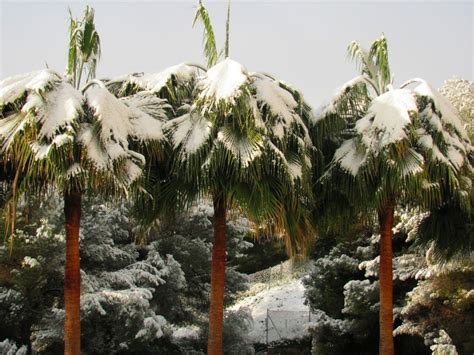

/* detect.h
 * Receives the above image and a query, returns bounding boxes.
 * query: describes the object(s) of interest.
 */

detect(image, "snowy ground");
[229,278,312,344]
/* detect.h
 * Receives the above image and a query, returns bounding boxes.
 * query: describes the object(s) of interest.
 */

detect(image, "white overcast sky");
[0,0,472,106]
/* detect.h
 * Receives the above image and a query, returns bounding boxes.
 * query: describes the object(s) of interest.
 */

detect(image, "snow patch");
[198,58,248,106]
[230,279,312,344]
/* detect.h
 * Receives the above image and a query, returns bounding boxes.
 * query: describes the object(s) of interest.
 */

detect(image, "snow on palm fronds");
[315,34,473,217]
[163,111,212,155]
[0,70,83,158]
[120,93,169,141]
[128,64,197,94]
[0,70,165,191]
[148,58,314,254]
[105,63,199,101]
[164,58,313,184]
[196,58,249,112]
[327,82,472,187]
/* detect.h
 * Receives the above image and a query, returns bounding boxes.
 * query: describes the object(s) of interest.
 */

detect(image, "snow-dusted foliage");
[163,111,212,155]
[304,206,443,353]
[197,58,248,110]
[0,197,252,353]
[0,70,166,192]
[160,58,314,190]
[0,339,27,355]
[322,81,473,179]
[395,260,474,354]
[106,63,199,97]
[34,199,177,354]
[152,202,250,322]
[430,330,458,355]
[440,78,474,140]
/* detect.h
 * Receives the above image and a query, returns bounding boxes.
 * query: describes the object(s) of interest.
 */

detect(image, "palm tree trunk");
[378,201,395,355]
[207,195,227,355]
[64,189,82,355]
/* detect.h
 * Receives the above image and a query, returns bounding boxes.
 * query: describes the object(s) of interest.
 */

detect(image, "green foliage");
[67,6,101,88]
[193,0,220,68]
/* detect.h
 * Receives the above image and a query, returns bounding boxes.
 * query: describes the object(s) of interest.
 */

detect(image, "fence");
[265,308,312,345]
[249,258,313,285]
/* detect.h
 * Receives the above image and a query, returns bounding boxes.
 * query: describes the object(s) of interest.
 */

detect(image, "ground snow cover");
[229,278,312,344]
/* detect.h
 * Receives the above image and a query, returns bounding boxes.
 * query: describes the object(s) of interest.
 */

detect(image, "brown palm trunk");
[64,189,82,355]
[378,202,395,355]
[207,195,227,355]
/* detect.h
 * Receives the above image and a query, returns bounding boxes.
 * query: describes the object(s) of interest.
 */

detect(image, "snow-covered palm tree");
[169,57,314,355]
[0,7,165,355]
[110,2,314,352]
[313,35,473,355]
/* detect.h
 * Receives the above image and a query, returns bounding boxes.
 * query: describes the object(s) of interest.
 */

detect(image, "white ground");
[229,278,311,344]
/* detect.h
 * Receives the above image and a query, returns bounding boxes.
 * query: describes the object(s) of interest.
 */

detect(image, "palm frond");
[193,0,219,68]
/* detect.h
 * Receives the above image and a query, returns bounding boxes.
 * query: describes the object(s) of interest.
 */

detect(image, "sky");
[0,0,472,107]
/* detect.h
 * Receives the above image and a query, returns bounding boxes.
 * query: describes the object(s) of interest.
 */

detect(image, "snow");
[85,86,132,162]
[198,58,248,107]
[28,81,83,139]
[0,72,82,154]
[172,325,200,340]
[121,93,166,141]
[163,111,212,154]
[123,160,143,185]
[413,80,469,141]
[357,88,417,150]
[66,163,84,178]
[288,161,303,180]
[230,279,312,344]
[334,138,367,176]
[135,315,167,340]
[313,75,368,122]
[252,75,297,123]
[129,63,197,93]
[446,146,464,169]
[0,70,59,106]
[21,256,40,268]
[78,124,107,168]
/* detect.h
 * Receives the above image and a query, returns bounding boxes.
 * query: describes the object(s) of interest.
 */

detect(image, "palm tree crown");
[0,69,166,195]
[315,35,472,213]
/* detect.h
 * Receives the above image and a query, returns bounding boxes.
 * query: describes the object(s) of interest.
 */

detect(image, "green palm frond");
[193,0,219,68]
[347,41,379,91]
[369,34,391,91]
[67,6,101,89]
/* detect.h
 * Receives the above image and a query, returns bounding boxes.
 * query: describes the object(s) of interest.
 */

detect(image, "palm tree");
[313,35,473,354]
[169,59,315,354]
[0,7,165,355]
[112,2,314,352]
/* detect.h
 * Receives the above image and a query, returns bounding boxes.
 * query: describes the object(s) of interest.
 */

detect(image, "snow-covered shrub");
[439,78,474,140]
[0,339,27,355]
[304,243,367,318]
[395,262,474,354]
[430,330,458,355]
[152,202,250,323]
[192,309,254,355]
[305,208,433,354]
[0,198,64,350]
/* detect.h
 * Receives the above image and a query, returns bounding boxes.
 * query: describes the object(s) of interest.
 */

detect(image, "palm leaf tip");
[193,0,219,68]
